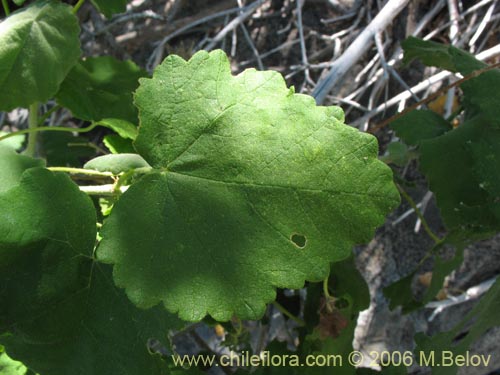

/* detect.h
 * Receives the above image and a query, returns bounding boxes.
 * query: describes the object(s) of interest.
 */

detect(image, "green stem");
[272,301,305,327]
[0,122,98,142]
[47,166,113,177]
[323,276,333,300]
[1,0,10,16]
[72,0,86,14]
[397,184,443,244]
[38,104,61,126]
[24,103,39,157]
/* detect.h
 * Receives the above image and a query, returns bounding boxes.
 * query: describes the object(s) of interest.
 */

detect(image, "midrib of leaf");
[166,171,392,200]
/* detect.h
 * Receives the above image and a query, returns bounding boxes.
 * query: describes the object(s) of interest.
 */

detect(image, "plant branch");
[369,61,500,133]
[0,122,98,143]
[23,103,39,157]
[47,166,114,177]
[2,0,10,16]
[272,301,305,327]
[79,184,129,196]
[397,184,443,244]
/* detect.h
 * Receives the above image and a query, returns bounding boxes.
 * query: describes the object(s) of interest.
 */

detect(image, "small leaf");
[56,57,146,123]
[390,110,452,146]
[84,153,151,174]
[103,134,136,154]
[0,145,44,193]
[402,37,500,128]
[98,50,399,321]
[0,0,81,111]
[0,150,180,375]
[90,0,128,18]
[420,117,500,236]
[402,37,485,73]
[0,264,179,375]
[96,119,138,140]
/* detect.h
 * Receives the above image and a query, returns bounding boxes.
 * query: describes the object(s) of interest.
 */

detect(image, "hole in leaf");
[291,233,307,248]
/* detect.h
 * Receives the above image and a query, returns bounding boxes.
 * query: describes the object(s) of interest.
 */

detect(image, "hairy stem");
[397,184,442,244]
[272,301,305,327]
[24,103,39,157]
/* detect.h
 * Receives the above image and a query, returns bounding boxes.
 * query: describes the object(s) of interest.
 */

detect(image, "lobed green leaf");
[0,0,80,111]
[98,50,399,321]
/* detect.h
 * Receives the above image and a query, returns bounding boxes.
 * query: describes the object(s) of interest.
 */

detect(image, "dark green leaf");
[41,132,96,167]
[90,0,127,18]
[0,0,80,111]
[390,110,452,146]
[98,50,400,321]
[0,145,43,193]
[56,56,147,123]
[402,37,500,128]
[402,37,484,73]
[420,117,500,237]
[0,150,181,375]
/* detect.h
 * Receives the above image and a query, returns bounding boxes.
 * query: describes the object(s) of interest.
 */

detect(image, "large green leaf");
[56,57,146,123]
[0,0,80,111]
[415,277,500,375]
[0,146,43,193]
[90,0,128,18]
[0,148,179,375]
[392,39,500,237]
[390,110,452,146]
[97,50,399,321]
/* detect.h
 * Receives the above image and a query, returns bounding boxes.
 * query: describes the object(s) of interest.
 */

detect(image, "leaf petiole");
[0,122,98,143]
[397,184,443,244]
[272,301,305,327]
[23,102,39,157]
[72,0,86,14]
[1,0,10,16]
